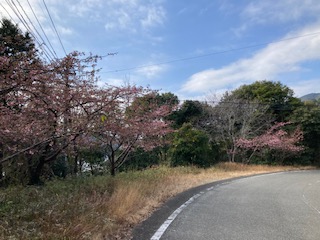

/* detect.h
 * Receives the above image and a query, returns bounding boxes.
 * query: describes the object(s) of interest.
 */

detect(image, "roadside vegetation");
[1,18,320,239]
[0,163,312,240]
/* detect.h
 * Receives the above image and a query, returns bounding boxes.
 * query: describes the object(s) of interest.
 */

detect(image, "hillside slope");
[300,93,320,101]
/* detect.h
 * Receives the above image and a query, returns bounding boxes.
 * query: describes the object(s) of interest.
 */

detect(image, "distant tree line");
[124,80,318,170]
[1,18,319,186]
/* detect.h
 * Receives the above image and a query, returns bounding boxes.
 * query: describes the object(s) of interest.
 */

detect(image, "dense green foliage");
[0,18,35,56]
[119,147,161,171]
[291,100,320,165]
[169,100,208,129]
[169,124,215,167]
[229,80,302,121]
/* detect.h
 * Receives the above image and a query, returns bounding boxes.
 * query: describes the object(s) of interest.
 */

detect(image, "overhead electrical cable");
[0,2,16,23]
[5,0,32,35]
[42,0,67,56]
[102,31,320,74]
[16,0,56,60]
[26,0,58,59]
[5,0,52,62]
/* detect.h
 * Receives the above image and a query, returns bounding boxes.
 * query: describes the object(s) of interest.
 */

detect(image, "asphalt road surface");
[133,170,320,240]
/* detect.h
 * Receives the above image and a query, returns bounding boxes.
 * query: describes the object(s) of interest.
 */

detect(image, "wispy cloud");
[69,0,103,17]
[140,4,166,29]
[102,0,166,32]
[100,77,127,87]
[181,22,320,94]
[135,64,167,78]
[177,7,188,15]
[104,9,133,31]
[0,0,166,56]
[242,0,320,24]
[232,0,320,38]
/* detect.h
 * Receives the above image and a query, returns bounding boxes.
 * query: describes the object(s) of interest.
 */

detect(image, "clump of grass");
[0,163,312,239]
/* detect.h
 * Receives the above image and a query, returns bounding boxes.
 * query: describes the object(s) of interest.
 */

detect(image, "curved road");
[133,170,320,240]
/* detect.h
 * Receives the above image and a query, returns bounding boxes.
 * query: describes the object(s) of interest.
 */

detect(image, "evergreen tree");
[228,80,302,121]
[0,18,35,57]
[169,123,214,167]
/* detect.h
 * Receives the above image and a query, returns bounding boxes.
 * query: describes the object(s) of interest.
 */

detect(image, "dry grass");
[0,163,313,239]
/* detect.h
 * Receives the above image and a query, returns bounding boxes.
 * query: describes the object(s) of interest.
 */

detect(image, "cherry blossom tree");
[0,19,175,184]
[1,49,174,182]
[236,122,304,163]
[0,47,103,184]
[203,92,273,162]
[0,19,47,184]
[94,86,174,176]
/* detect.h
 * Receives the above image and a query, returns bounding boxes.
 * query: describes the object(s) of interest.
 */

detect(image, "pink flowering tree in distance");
[236,122,304,163]
[93,86,174,176]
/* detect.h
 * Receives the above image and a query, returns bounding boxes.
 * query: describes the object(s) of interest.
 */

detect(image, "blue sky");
[1,0,320,100]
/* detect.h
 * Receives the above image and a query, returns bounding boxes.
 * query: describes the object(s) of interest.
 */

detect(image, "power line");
[18,0,57,60]
[42,0,67,56]
[0,2,15,23]
[3,0,62,61]
[5,0,30,33]
[16,0,57,60]
[26,0,58,59]
[102,31,320,74]
[5,0,47,60]
[3,0,53,62]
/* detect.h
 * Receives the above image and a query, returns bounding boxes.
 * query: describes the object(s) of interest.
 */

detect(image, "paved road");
[133,170,320,240]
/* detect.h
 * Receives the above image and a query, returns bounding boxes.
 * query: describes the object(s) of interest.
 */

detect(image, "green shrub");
[169,123,215,167]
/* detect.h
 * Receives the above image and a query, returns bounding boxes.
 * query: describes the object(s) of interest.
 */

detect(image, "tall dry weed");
[0,163,313,239]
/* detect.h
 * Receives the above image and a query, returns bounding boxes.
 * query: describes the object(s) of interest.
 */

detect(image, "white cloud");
[177,7,188,15]
[69,0,103,17]
[181,22,320,94]
[102,0,166,32]
[105,9,133,31]
[57,26,73,36]
[135,64,167,78]
[290,79,320,97]
[140,5,166,29]
[233,0,320,38]
[100,78,126,87]
[242,0,320,24]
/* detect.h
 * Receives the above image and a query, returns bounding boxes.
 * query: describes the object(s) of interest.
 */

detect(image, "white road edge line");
[150,173,284,239]
[302,194,320,215]
[150,191,205,240]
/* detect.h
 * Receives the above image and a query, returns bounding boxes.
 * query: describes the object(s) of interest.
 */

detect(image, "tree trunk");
[0,147,3,180]
[73,143,79,175]
[110,151,116,176]
[28,144,50,185]
[231,148,236,162]
[110,159,116,176]
[0,163,2,180]
[73,154,78,174]
[110,165,115,176]
[29,157,45,185]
